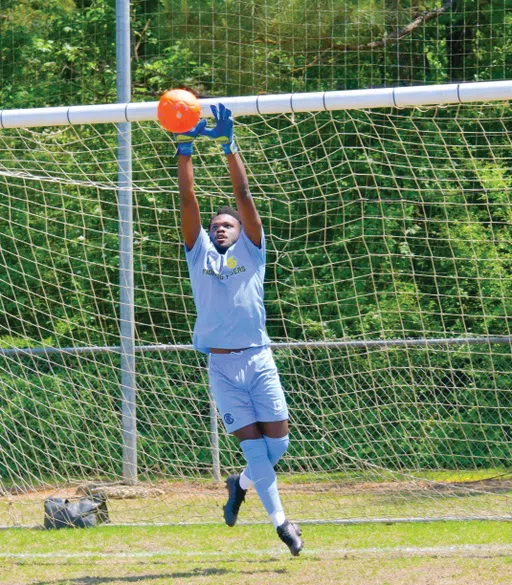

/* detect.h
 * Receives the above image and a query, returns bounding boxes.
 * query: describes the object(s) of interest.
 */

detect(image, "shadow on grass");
[28,564,289,584]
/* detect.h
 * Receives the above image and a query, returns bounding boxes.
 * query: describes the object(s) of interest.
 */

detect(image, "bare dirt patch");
[3,477,512,502]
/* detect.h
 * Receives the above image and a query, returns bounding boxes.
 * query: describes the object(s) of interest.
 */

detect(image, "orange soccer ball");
[157,88,201,133]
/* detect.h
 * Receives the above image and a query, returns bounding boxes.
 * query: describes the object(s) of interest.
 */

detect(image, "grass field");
[2,470,511,527]
[1,520,511,585]
[1,472,510,584]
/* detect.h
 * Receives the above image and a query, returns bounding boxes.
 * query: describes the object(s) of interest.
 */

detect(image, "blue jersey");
[185,227,271,354]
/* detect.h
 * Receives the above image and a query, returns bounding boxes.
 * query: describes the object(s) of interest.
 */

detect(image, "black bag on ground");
[44,494,109,529]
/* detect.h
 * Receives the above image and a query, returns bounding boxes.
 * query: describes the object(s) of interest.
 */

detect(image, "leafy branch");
[292,0,455,73]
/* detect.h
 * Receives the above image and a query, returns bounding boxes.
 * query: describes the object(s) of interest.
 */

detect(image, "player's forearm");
[228,152,262,245]
[227,152,250,202]
[178,154,196,205]
[178,155,201,248]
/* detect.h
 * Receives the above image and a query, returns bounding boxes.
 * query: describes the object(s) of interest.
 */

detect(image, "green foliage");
[0,0,116,107]
[0,1,511,483]
[3,0,512,106]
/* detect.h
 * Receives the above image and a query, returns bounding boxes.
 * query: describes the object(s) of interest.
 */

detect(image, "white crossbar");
[0,80,511,129]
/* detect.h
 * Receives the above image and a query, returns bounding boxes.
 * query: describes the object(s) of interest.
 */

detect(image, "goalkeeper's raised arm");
[175,105,303,556]
[202,104,262,249]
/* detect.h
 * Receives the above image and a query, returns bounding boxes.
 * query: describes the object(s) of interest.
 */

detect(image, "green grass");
[0,521,511,585]
[2,469,511,528]
[1,472,510,583]
[277,467,511,485]
[3,489,510,528]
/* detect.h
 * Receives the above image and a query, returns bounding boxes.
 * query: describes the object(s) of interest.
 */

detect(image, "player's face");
[209,214,241,253]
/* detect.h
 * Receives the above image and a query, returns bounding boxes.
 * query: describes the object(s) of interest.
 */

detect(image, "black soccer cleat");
[277,520,303,556]
[223,473,247,527]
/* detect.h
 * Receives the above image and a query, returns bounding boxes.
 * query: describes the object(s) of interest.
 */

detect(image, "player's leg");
[239,420,289,490]
[208,354,258,526]
[224,421,290,530]
[222,347,289,517]
[241,345,291,489]
[222,423,261,527]
[212,348,302,555]
[244,346,303,556]
[232,423,289,532]
[226,424,302,555]
[241,420,302,556]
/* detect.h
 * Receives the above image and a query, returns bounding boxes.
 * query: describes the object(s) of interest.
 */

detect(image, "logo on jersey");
[224,413,235,425]
[273,399,283,412]
[203,256,245,280]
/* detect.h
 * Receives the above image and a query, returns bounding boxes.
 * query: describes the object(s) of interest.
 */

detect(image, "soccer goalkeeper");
[176,103,303,556]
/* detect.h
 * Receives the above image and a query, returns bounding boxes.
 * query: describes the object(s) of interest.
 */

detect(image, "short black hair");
[208,206,242,230]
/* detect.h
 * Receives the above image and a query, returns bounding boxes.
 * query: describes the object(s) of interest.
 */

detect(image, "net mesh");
[0,104,511,526]
[1,1,511,107]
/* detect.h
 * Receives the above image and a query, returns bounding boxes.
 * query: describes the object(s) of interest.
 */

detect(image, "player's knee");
[240,438,269,466]
[264,434,289,467]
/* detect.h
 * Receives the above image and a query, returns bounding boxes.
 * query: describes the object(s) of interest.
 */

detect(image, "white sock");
[271,510,286,529]
[239,469,253,490]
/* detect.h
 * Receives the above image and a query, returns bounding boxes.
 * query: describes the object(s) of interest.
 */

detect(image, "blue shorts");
[208,345,289,433]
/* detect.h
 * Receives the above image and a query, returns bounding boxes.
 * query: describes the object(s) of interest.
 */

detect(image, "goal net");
[0,92,510,527]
